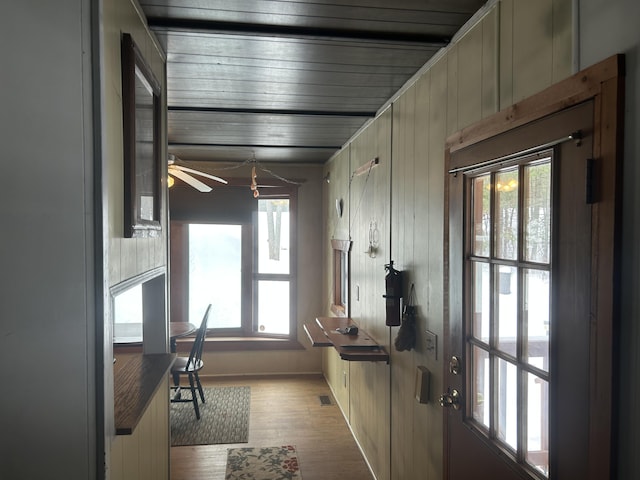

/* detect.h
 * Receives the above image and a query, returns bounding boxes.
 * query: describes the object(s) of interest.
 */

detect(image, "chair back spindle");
[186,304,211,371]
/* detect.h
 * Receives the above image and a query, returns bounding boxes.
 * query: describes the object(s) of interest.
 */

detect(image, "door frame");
[443,54,624,479]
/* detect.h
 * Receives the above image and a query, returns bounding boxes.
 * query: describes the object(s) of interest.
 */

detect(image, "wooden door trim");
[443,54,624,480]
[446,55,624,154]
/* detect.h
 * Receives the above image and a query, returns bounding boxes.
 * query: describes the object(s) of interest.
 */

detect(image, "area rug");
[170,386,250,446]
[225,445,302,479]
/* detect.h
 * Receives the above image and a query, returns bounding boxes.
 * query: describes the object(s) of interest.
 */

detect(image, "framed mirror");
[121,33,162,238]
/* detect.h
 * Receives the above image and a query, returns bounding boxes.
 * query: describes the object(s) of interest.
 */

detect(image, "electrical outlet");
[425,330,437,360]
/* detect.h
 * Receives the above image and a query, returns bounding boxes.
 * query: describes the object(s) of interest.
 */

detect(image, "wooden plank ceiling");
[140,0,487,165]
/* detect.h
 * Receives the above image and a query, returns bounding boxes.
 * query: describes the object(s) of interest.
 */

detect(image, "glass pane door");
[467,154,552,478]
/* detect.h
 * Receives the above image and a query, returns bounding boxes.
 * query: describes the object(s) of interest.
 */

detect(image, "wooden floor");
[170,375,375,480]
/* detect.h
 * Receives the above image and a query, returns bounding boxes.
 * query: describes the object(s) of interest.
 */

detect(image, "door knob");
[439,389,461,410]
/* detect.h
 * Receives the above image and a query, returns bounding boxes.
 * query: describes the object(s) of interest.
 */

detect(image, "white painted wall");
[0,1,97,479]
[579,1,640,478]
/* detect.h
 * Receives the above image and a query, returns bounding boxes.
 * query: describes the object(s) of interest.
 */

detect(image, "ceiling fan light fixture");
[166,153,226,193]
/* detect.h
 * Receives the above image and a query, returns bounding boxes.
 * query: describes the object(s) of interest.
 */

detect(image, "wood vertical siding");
[321,1,574,479]
[103,0,170,477]
[349,108,393,480]
[323,147,353,415]
[110,378,170,480]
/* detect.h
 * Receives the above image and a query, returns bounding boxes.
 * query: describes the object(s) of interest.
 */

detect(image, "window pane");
[472,345,490,428]
[258,199,290,274]
[472,262,490,343]
[257,280,290,335]
[497,358,518,450]
[472,175,491,257]
[524,161,551,263]
[525,269,550,371]
[526,373,549,476]
[114,283,142,324]
[495,169,519,260]
[189,224,241,328]
[497,265,518,357]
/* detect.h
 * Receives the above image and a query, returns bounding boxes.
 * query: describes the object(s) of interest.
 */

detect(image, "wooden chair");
[170,304,211,419]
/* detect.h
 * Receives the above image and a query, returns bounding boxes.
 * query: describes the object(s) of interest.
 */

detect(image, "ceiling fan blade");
[168,168,212,192]
[170,164,228,184]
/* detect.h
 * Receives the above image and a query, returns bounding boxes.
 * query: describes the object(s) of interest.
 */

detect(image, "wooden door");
[443,56,623,480]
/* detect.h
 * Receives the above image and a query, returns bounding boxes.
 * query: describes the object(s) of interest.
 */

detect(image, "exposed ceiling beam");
[169,142,342,149]
[168,106,377,117]
[147,17,451,46]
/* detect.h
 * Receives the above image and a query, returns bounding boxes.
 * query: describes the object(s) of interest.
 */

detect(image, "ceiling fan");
[167,154,227,192]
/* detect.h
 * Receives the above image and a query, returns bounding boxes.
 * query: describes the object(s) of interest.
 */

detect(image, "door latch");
[439,389,461,410]
[449,355,461,375]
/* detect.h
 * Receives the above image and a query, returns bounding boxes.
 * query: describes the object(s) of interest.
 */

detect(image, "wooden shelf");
[113,353,175,435]
[304,317,389,363]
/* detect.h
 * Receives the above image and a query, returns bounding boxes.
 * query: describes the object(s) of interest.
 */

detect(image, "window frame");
[251,189,297,338]
[169,183,302,351]
[464,153,553,477]
[330,238,352,317]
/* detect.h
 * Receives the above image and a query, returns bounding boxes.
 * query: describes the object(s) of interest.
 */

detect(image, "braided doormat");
[170,386,250,446]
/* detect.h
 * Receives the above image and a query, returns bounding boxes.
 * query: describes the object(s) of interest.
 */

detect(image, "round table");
[169,322,197,352]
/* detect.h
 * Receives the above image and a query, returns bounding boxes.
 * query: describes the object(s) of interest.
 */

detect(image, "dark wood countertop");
[304,317,389,363]
[114,353,175,435]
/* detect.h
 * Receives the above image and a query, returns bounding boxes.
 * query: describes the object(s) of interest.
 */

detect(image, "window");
[330,239,352,317]
[170,185,298,344]
[468,154,551,477]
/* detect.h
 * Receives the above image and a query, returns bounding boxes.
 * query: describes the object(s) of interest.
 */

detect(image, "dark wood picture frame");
[121,33,162,238]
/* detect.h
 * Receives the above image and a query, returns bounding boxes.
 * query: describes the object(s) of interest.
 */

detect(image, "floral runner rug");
[225,445,302,479]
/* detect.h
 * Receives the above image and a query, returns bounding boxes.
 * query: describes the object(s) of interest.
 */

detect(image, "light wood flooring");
[170,374,374,480]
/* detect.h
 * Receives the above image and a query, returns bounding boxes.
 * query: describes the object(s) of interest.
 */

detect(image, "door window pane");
[472,345,490,429]
[497,358,518,450]
[472,175,491,257]
[472,262,490,343]
[464,155,552,478]
[258,199,290,274]
[495,169,519,260]
[525,269,550,371]
[257,280,290,334]
[524,161,551,263]
[497,265,518,357]
[189,224,241,328]
[526,373,549,476]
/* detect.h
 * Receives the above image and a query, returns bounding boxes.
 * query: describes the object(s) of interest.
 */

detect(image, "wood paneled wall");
[104,0,168,286]
[110,378,170,480]
[349,108,393,480]
[323,147,353,416]
[103,0,170,477]
[321,2,574,479]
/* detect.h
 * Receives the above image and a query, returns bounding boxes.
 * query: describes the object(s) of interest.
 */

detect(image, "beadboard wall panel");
[323,147,353,415]
[320,2,574,479]
[110,378,170,480]
[348,109,393,480]
[499,0,573,109]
